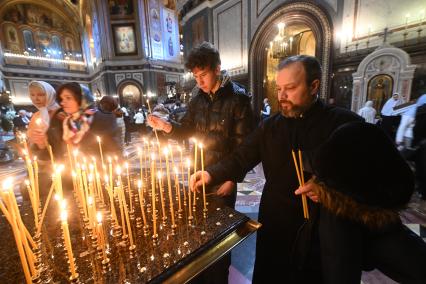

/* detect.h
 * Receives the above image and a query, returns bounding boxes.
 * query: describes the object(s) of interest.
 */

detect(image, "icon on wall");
[112,23,137,55]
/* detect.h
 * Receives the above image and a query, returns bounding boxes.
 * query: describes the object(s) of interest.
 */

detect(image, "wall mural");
[161,7,179,61]
[149,0,163,59]
[1,3,80,56]
[109,0,134,19]
[112,24,137,55]
[367,74,394,113]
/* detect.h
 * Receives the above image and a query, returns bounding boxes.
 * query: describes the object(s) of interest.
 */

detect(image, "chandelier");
[269,22,293,59]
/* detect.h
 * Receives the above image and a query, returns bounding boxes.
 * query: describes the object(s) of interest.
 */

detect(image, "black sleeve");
[206,124,262,185]
[167,98,196,139]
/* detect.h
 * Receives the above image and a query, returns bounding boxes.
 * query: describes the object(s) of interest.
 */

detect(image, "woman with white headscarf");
[27,81,59,151]
[396,94,426,148]
[357,100,376,124]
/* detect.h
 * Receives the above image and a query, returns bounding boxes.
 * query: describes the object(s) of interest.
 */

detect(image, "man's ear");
[310,79,320,95]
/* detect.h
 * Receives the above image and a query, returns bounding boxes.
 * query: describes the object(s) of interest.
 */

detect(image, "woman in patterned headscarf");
[47,82,121,160]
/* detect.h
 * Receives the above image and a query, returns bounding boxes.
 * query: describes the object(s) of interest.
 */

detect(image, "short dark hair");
[99,96,118,112]
[278,55,322,86]
[56,82,82,105]
[185,41,221,71]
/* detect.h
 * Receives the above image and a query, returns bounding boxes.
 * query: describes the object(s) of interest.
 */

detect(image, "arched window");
[51,35,62,58]
[22,30,35,54]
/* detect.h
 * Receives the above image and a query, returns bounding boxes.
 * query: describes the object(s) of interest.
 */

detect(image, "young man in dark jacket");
[147,41,254,283]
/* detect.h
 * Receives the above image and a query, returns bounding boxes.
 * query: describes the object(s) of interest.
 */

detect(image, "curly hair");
[184,41,221,71]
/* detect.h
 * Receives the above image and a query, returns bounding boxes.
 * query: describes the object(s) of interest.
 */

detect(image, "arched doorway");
[249,2,333,116]
[118,81,144,110]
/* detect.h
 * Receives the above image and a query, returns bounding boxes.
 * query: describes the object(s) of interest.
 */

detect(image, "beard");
[279,100,309,118]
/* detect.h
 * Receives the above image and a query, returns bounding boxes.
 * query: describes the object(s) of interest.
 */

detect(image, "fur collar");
[312,177,401,230]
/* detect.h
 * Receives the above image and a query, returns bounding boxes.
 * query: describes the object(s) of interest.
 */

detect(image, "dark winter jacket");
[169,75,254,180]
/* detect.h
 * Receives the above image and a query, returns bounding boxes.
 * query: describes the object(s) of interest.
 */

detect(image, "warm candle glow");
[96,136,101,143]
[96,212,102,223]
[35,118,42,125]
[2,177,13,191]
[138,179,142,188]
[60,210,68,222]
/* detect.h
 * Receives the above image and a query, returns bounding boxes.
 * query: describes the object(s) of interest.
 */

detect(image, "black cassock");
[207,100,362,283]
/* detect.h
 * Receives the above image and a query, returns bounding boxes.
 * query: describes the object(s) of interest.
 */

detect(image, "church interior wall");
[0,0,184,107]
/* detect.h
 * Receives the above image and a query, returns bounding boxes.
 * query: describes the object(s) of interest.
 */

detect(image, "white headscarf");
[381,94,401,116]
[358,100,376,124]
[29,81,58,130]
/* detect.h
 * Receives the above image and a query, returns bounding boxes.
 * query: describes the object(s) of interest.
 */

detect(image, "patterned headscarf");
[60,83,96,144]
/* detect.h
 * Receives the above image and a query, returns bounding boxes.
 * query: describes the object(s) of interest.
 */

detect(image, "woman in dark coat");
[46,83,121,161]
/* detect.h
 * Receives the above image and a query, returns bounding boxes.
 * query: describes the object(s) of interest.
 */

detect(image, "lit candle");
[192,138,198,208]
[96,136,105,168]
[163,148,176,227]
[96,212,108,261]
[116,168,127,236]
[2,178,32,282]
[138,180,148,227]
[157,171,167,223]
[33,156,39,212]
[124,162,133,212]
[150,153,157,236]
[199,143,207,212]
[174,167,182,213]
[60,210,78,279]
[186,158,192,219]
[119,179,135,248]
[55,165,64,199]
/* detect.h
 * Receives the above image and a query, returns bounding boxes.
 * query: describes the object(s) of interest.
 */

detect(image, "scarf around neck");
[62,108,96,144]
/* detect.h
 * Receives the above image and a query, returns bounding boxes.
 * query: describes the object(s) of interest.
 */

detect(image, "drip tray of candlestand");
[0,198,261,283]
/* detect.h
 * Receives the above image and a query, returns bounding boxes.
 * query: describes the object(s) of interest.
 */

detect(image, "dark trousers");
[319,209,426,284]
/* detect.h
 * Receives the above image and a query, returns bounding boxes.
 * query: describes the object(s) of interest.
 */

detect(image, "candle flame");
[177,146,182,152]
[124,162,128,169]
[198,143,203,149]
[88,196,93,205]
[174,167,178,174]
[60,210,68,222]
[191,137,197,143]
[163,147,169,155]
[96,212,102,223]
[186,158,191,167]
[60,200,67,210]
[33,156,37,162]
[24,179,30,186]
[116,167,121,175]
[54,194,60,201]
[96,136,101,143]
[2,177,13,191]
[35,118,42,125]
[151,153,156,160]
[157,171,162,179]
[137,180,142,188]
[73,149,79,156]
[108,156,112,163]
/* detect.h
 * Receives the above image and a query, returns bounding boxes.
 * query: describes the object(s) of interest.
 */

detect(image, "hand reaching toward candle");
[147,115,172,133]
[190,171,212,192]
[216,180,235,197]
[294,177,320,203]
[28,128,47,149]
